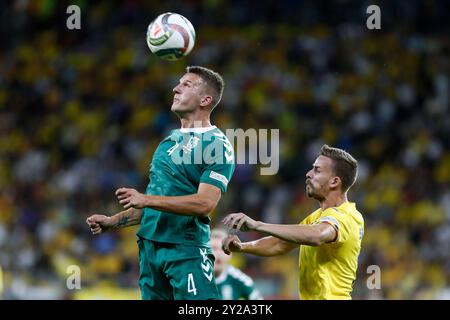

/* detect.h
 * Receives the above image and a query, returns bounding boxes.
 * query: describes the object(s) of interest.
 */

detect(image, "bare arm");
[254,222,337,246]
[110,208,143,229]
[115,183,222,217]
[86,208,142,235]
[223,212,337,246]
[230,235,297,257]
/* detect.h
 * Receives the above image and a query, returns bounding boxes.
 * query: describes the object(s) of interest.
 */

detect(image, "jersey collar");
[179,125,217,133]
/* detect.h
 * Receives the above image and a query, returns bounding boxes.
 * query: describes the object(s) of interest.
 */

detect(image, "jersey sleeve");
[319,207,351,245]
[200,134,235,193]
[247,287,264,300]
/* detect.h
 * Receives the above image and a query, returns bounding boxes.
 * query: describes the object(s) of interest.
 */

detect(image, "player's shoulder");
[162,128,181,142]
[322,202,365,231]
[203,127,230,143]
[202,127,234,165]
[339,202,365,225]
[226,266,254,287]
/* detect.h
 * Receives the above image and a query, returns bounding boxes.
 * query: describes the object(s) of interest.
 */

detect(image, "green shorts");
[137,237,220,300]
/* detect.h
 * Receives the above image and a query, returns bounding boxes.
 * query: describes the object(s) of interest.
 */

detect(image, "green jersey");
[216,266,264,300]
[137,126,235,246]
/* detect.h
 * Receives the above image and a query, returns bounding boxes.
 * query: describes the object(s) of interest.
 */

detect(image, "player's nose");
[173,84,181,93]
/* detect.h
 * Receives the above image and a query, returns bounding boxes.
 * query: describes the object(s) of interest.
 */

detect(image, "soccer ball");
[146,12,196,61]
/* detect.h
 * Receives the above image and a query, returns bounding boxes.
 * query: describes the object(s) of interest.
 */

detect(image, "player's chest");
[151,139,204,175]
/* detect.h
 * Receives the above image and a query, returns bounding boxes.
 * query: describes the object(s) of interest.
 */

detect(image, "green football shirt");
[137,126,235,246]
[215,266,264,300]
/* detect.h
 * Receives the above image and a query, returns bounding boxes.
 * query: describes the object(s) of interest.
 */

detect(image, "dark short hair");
[320,145,358,192]
[186,66,224,109]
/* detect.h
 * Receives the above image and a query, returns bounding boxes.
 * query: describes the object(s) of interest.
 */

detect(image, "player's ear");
[200,95,213,108]
[330,176,341,189]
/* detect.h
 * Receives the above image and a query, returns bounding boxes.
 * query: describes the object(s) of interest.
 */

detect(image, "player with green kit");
[86,66,235,300]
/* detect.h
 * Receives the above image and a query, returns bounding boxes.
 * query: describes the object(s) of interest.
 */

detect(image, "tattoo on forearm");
[115,216,129,228]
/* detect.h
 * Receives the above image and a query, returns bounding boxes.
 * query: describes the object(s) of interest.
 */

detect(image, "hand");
[222,212,259,232]
[222,235,242,255]
[115,188,147,209]
[86,214,113,235]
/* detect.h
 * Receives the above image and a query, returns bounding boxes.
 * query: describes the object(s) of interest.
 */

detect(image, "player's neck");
[179,117,212,129]
[320,192,348,210]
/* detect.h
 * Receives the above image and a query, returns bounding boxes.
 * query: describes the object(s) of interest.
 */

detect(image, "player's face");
[305,155,335,200]
[211,237,231,276]
[171,73,205,113]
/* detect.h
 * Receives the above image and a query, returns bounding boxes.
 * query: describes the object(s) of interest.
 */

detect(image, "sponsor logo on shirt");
[209,171,229,186]
[182,136,200,153]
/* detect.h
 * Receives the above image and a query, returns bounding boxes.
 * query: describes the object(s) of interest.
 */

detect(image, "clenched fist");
[221,235,242,255]
[86,214,114,235]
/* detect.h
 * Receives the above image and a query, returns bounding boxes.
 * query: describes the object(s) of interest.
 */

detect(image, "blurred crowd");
[0,0,449,299]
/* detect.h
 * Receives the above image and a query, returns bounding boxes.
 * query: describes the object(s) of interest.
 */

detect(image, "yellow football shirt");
[298,202,364,300]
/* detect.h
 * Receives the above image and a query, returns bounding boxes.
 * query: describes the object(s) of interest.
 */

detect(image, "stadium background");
[0,0,449,299]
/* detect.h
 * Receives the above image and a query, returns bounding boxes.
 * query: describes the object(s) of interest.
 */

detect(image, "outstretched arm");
[223,212,337,246]
[115,183,221,217]
[254,222,337,246]
[222,235,297,257]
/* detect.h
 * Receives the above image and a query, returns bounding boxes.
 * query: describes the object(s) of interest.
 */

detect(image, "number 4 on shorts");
[187,273,197,295]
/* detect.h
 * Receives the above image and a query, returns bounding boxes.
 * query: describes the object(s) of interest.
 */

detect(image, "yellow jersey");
[298,202,364,300]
